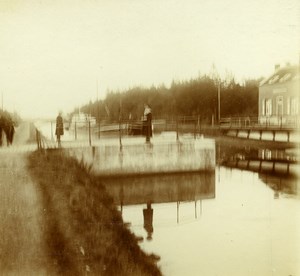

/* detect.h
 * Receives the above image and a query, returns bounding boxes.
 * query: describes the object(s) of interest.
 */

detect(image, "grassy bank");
[27,149,162,276]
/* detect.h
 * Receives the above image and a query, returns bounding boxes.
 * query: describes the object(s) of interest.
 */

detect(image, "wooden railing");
[36,114,299,149]
[219,115,299,129]
[35,127,49,150]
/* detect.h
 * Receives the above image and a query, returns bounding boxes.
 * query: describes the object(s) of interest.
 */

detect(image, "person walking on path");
[55,112,64,147]
[0,111,15,146]
[144,104,152,142]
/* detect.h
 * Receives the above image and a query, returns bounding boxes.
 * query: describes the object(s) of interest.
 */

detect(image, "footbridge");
[218,116,299,143]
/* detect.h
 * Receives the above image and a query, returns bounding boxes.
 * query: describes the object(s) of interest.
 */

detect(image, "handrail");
[34,114,298,148]
[35,126,51,150]
[219,115,299,129]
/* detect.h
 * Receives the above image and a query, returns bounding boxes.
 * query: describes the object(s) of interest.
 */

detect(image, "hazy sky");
[0,0,299,119]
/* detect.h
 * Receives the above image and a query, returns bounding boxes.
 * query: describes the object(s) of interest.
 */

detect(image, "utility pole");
[119,96,122,150]
[218,82,221,123]
[97,80,100,139]
[1,92,3,110]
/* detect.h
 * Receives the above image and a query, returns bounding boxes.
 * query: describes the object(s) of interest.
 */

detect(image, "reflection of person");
[144,104,152,142]
[143,201,153,240]
[55,112,64,147]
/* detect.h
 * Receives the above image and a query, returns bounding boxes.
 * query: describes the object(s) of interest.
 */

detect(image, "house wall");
[259,80,299,119]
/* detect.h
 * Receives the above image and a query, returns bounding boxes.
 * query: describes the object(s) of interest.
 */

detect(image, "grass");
[27,149,162,276]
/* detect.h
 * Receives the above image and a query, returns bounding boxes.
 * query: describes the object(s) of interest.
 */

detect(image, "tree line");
[75,74,260,123]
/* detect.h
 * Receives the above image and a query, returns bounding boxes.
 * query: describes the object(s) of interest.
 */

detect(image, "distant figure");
[0,124,2,146]
[55,112,64,147]
[144,104,152,142]
[0,112,15,146]
[0,113,3,146]
[6,124,15,145]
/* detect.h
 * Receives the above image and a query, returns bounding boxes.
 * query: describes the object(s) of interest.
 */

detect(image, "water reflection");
[218,145,298,164]
[259,173,299,198]
[102,172,215,233]
[143,202,153,240]
[218,144,299,197]
[102,144,299,275]
[103,172,215,205]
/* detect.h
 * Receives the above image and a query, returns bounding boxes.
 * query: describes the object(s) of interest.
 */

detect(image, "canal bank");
[27,150,162,276]
[64,135,215,177]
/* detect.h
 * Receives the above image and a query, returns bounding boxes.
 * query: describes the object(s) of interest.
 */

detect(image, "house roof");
[259,65,300,86]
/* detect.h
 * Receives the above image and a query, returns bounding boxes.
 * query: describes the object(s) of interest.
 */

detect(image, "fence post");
[36,129,41,150]
[51,121,54,141]
[194,117,197,139]
[75,122,77,140]
[98,120,101,139]
[88,120,91,146]
[176,117,179,141]
[36,129,39,150]
[119,118,122,150]
[199,116,202,133]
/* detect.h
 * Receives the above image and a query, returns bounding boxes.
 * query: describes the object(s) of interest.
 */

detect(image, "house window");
[279,73,291,82]
[287,97,290,115]
[276,96,283,116]
[262,98,266,115]
[268,75,279,84]
[266,99,272,116]
[291,97,299,115]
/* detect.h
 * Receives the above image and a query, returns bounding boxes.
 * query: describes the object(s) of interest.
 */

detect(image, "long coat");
[146,112,152,137]
[55,115,64,136]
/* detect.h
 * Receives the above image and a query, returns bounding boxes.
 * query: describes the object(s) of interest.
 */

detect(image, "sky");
[0,0,299,119]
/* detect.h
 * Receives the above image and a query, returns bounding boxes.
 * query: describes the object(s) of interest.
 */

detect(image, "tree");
[74,73,259,122]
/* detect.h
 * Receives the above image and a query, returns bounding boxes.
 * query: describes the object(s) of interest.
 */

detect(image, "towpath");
[0,122,56,275]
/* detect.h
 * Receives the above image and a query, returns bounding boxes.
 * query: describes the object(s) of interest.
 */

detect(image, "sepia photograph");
[0,0,299,275]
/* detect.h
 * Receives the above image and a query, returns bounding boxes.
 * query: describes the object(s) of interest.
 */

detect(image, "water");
[103,143,300,276]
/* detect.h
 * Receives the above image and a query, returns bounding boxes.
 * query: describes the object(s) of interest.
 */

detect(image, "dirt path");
[0,123,56,275]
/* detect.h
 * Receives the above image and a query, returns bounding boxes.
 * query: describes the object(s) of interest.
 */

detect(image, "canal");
[102,142,300,276]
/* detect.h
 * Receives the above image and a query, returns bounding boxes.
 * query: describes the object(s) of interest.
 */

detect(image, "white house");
[259,64,299,126]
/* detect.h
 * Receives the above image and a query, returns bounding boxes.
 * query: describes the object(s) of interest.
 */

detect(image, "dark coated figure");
[0,111,15,146]
[55,112,64,147]
[144,104,152,142]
